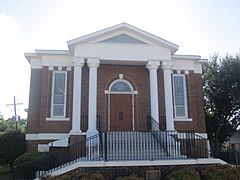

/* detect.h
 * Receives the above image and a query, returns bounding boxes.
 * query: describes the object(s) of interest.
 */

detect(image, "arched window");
[109,79,133,93]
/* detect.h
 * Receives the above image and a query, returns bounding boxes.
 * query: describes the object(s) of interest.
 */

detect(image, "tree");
[203,54,240,153]
[0,130,26,171]
[0,117,26,134]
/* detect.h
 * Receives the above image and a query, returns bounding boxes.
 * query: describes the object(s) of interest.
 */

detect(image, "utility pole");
[6,96,23,130]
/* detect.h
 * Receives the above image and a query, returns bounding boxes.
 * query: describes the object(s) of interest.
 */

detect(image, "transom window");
[173,74,188,118]
[51,71,67,117]
[109,79,133,93]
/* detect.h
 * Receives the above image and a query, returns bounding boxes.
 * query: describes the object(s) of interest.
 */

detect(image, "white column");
[70,57,84,135]
[87,58,100,138]
[163,62,175,131]
[146,60,160,124]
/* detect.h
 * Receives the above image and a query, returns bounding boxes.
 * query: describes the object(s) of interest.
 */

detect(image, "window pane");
[53,105,64,116]
[176,107,185,117]
[54,73,65,94]
[175,96,185,106]
[174,76,184,96]
[110,81,131,92]
[52,72,66,117]
[53,94,65,104]
[173,75,187,117]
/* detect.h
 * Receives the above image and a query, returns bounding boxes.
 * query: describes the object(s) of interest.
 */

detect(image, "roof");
[67,22,179,53]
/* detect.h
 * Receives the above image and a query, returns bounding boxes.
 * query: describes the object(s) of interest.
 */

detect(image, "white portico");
[67,22,178,135]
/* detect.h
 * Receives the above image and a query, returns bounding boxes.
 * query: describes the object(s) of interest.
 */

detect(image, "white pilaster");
[146,60,160,124]
[163,62,175,131]
[70,57,84,135]
[87,58,100,138]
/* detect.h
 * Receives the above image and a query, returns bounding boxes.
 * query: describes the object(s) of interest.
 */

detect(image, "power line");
[6,96,23,129]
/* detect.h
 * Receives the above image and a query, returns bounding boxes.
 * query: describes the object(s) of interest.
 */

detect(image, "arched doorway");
[106,78,137,131]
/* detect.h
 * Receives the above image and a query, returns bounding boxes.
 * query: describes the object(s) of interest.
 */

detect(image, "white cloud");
[0,14,30,119]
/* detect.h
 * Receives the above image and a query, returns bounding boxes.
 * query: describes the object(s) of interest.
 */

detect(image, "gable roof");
[67,22,179,53]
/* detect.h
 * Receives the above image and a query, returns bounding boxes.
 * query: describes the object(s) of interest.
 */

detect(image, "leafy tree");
[0,130,26,171]
[203,54,240,152]
[0,118,26,134]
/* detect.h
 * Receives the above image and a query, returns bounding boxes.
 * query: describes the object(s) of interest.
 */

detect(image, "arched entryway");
[106,78,137,131]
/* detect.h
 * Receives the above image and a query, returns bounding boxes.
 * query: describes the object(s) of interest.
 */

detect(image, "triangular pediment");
[68,22,179,53]
[99,34,146,44]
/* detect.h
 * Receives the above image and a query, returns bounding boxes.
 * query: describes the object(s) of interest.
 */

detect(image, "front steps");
[104,131,167,160]
[37,131,208,178]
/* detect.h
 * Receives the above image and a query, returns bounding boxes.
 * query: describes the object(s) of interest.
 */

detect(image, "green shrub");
[202,167,224,180]
[202,166,240,180]
[13,152,47,168]
[116,175,144,180]
[168,168,200,180]
[0,130,26,170]
[222,167,240,180]
[13,152,49,179]
[75,173,105,180]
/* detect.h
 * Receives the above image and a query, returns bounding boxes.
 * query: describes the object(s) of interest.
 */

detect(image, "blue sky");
[0,0,240,119]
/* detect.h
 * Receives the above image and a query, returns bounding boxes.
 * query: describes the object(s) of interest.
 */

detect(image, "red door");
[110,94,132,131]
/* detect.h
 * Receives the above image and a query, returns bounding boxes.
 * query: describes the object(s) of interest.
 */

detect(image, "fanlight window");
[110,80,132,92]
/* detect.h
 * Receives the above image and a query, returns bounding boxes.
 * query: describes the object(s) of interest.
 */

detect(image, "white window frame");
[172,74,188,119]
[109,79,134,94]
[51,71,67,118]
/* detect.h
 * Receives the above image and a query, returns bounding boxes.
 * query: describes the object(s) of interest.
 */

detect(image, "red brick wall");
[174,71,206,133]
[27,64,206,151]
[27,69,41,133]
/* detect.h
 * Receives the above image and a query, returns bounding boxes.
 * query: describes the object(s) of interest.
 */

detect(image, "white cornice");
[67,22,179,53]
[172,54,201,60]
[35,50,70,55]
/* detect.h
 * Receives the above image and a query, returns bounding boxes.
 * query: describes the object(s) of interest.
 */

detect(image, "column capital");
[162,61,173,70]
[146,60,160,70]
[72,57,84,67]
[87,58,100,68]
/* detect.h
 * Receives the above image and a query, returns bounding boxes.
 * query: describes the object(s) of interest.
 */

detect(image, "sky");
[0,0,240,119]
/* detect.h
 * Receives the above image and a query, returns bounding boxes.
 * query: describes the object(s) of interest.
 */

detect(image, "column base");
[86,130,99,138]
[69,129,82,135]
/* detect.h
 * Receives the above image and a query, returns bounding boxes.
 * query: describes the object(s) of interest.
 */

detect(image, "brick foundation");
[63,164,224,180]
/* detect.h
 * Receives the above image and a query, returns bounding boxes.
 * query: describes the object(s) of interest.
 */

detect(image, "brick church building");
[24,23,217,177]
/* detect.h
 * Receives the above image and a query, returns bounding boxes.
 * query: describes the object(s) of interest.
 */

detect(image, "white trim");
[46,158,226,177]
[174,118,192,122]
[109,79,134,92]
[51,71,68,118]
[172,74,188,118]
[35,50,70,55]
[172,54,201,60]
[48,66,54,70]
[26,133,70,140]
[58,66,62,71]
[66,66,72,71]
[67,22,179,52]
[46,117,70,121]
[48,138,69,147]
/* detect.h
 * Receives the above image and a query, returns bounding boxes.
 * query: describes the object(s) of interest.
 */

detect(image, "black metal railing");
[147,116,209,159]
[41,134,101,176]
[19,115,211,179]
[101,130,209,161]
[213,147,240,166]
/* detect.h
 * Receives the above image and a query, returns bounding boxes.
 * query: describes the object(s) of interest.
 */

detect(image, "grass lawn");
[0,165,14,180]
